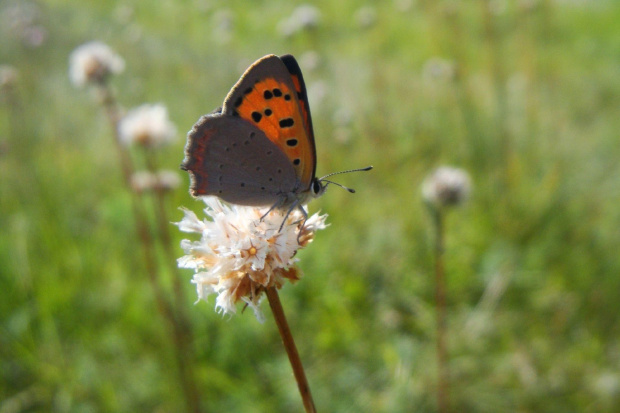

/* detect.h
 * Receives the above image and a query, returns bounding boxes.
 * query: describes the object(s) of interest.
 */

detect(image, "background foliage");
[2,0,620,411]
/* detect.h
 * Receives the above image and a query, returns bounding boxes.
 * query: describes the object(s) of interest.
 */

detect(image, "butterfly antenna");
[321,179,356,193]
[318,166,373,194]
[319,166,373,181]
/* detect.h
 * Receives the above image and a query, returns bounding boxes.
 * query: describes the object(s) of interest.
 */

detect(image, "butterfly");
[181,54,371,221]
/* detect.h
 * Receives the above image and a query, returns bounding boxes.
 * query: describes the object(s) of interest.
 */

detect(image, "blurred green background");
[2,0,620,411]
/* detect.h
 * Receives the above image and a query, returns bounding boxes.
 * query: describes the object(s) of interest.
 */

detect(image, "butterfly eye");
[312,179,323,195]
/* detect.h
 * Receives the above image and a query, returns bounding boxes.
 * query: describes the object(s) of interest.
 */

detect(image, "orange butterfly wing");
[222,55,316,190]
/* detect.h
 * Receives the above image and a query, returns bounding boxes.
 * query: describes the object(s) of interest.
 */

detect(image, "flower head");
[176,198,327,322]
[155,170,182,191]
[355,6,377,29]
[130,169,181,193]
[278,5,321,37]
[69,41,125,87]
[298,51,320,73]
[212,9,234,44]
[2,1,48,48]
[0,65,18,90]
[422,57,456,82]
[130,171,157,193]
[118,103,177,148]
[422,166,472,208]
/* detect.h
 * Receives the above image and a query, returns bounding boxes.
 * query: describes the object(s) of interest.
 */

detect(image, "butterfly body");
[182,54,325,210]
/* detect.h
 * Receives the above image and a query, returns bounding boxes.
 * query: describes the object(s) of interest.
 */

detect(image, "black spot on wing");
[279,118,294,128]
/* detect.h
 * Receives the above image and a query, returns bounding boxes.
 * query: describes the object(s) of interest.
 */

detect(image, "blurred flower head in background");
[354,6,377,29]
[176,198,327,322]
[1,0,48,48]
[118,103,177,148]
[298,50,321,73]
[212,8,234,44]
[422,57,456,83]
[69,41,125,87]
[278,4,321,37]
[0,65,18,88]
[422,166,472,209]
[131,170,182,194]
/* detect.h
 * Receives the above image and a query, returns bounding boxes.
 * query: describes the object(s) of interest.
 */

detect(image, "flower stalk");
[432,208,450,413]
[266,287,316,413]
[69,41,201,412]
[98,84,201,413]
[143,149,189,317]
[422,166,471,413]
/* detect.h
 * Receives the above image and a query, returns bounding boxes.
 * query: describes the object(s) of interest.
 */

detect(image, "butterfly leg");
[294,203,308,227]
[260,198,299,233]
[295,204,311,241]
[278,200,301,232]
[261,196,309,239]
[261,197,287,222]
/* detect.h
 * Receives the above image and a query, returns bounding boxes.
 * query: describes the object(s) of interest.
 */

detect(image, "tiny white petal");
[176,208,207,233]
[242,296,266,324]
[305,212,328,231]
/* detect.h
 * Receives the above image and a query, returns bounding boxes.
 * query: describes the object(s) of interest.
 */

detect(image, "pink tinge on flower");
[176,197,327,322]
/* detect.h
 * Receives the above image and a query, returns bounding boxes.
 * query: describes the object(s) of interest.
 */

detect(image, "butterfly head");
[310,177,327,198]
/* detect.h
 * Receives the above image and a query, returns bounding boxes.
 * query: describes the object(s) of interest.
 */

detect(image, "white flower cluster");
[118,104,177,148]
[422,166,471,208]
[176,198,327,322]
[69,41,125,87]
